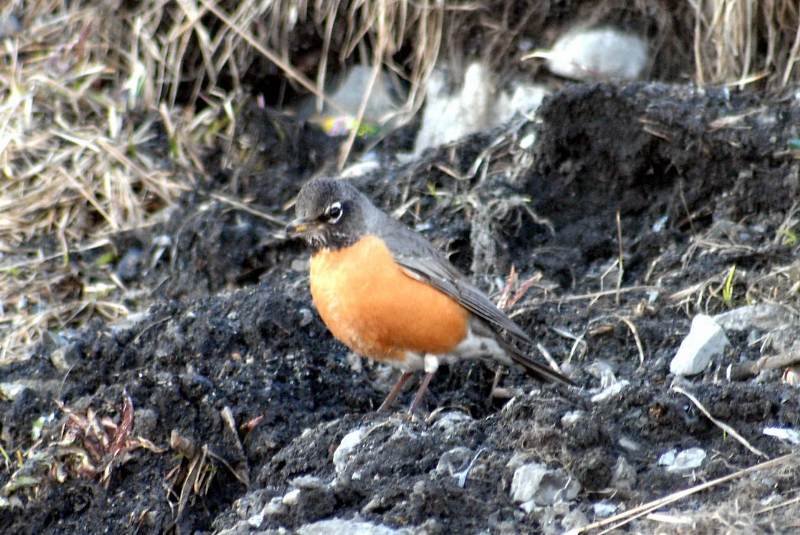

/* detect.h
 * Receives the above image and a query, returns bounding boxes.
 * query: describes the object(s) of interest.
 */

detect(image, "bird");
[288,178,574,412]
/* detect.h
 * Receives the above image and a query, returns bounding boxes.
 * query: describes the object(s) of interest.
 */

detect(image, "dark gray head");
[288,178,374,250]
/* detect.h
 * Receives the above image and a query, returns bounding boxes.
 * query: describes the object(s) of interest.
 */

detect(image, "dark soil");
[2,83,800,534]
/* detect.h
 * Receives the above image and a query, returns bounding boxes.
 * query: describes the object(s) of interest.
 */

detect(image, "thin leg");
[377,371,414,412]
[490,366,505,398]
[409,371,436,413]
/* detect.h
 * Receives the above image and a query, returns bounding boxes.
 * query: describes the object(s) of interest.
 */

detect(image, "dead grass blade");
[673,385,768,459]
[573,453,796,534]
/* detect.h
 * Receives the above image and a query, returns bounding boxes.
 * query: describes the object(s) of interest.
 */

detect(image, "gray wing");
[374,212,574,386]
[377,218,533,345]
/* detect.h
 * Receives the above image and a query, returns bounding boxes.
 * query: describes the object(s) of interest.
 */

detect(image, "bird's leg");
[377,371,414,412]
[408,371,436,413]
[489,366,511,400]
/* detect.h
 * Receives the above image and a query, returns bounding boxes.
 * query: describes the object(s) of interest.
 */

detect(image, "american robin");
[288,178,574,412]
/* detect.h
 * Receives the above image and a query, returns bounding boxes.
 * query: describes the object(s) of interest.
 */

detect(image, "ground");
[2,83,800,534]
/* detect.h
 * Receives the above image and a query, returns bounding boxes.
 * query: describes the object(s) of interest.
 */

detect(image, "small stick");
[571,453,794,534]
[615,210,624,305]
[617,315,645,366]
[726,351,800,381]
[673,385,767,458]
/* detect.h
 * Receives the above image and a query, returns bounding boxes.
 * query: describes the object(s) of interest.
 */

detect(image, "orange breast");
[309,235,469,362]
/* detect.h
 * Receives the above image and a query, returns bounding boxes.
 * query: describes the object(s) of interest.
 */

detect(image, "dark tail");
[499,338,575,386]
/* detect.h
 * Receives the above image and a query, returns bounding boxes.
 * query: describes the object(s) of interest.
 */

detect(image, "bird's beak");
[285,217,314,236]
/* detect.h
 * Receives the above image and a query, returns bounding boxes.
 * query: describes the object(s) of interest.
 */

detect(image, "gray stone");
[510,462,581,506]
[670,315,729,376]
[297,518,412,535]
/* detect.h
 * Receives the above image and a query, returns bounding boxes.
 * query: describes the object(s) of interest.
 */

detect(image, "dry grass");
[693,0,800,88]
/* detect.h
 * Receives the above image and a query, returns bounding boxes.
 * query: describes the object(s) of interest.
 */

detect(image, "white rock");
[262,496,287,516]
[511,462,581,506]
[713,304,795,332]
[763,427,800,445]
[670,314,729,376]
[431,411,473,435]
[592,502,618,517]
[657,449,677,467]
[281,489,301,506]
[247,512,264,528]
[590,380,629,403]
[659,447,706,472]
[435,447,473,477]
[412,62,548,156]
[533,27,648,81]
[297,518,412,535]
[561,410,587,426]
[333,427,368,475]
[561,508,590,531]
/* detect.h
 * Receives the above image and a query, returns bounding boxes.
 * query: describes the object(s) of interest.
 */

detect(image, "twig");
[571,453,795,534]
[617,315,645,366]
[755,493,800,515]
[207,192,287,227]
[726,351,800,381]
[672,385,768,458]
[545,286,660,303]
[536,343,561,372]
[615,210,624,305]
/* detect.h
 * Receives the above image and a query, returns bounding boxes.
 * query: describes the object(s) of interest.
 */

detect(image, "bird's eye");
[325,201,343,223]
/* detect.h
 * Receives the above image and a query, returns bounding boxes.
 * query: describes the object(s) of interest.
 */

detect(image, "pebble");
[511,462,581,506]
[659,447,706,472]
[297,519,412,535]
[670,315,729,376]
[333,426,368,475]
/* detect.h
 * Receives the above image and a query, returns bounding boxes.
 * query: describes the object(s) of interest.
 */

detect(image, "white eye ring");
[326,201,343,223]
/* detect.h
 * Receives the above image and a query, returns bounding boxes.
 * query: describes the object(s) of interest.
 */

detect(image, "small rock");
[291,475,325,490]
[247,512,264,528]
[510,462,581,506]
[659,447,706,472]
[592,502,618,517]
[435,447,473,477]
[333,427,368,475]
[670,315,729,376]
[561,508,589,531]
[610,456,637,491]
[591,380,629,403]
[297,518,412,535]
[783,365,800,386]
[298,308,314,327]
[262,496,287,516]
[49,347,71,371]
[281,489,301,506]
[0,382,27,401]
[658,449,677,467]
[617,436,641,452]
[586,361,617,388]
[431,411,472,435]
[116,247,143,282]
[763,427,800,445]
[713,304,794,332]
[561,410,587,426]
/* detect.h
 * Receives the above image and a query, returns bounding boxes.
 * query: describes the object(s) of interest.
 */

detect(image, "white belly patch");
[392,327,512,372]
